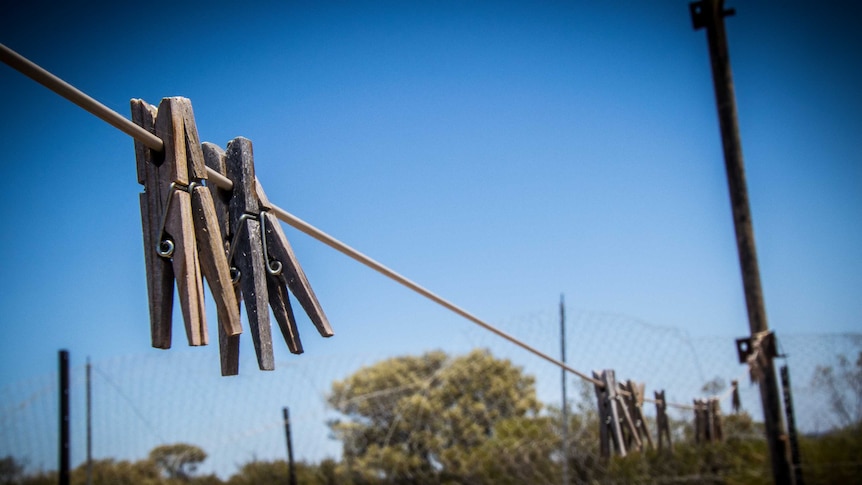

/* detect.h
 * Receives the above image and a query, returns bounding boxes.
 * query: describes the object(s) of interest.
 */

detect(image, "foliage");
[798,421,862,484]
[149,443,207,481]
[0,456,24,485]
[701,376,727,396]
[5,350,862,484]
[18,472,55,485]
[226,459,333,485]
[225,460,288,485]
[464,415,562,484]
[811,351,862,428]
[327,349,540,483]
[70,458,161,485]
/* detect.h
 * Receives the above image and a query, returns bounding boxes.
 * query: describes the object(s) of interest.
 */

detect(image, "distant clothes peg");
[623,380,653,450]
[654,390,672,453]
[593,370,627,458]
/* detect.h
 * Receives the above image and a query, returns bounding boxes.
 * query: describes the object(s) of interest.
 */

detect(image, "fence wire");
[1,308,859,484]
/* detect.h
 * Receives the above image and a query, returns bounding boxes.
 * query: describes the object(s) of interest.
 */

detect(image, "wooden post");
[559,295,569,485]
[781,365,805,485]
[59,350,70,485]
[283,407,297,485]
[731,380,741,413]
[622,380,653,450]
[86,357,93,485]
[690,1,793,483]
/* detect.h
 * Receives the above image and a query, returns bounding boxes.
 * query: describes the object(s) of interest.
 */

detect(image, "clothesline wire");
[0,43,233,191]
[1,42,739,411]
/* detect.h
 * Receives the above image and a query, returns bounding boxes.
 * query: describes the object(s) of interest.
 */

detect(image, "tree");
[327,349,541,484]
[701,376,726,396]
[463,415,562,484]
[0,456,24,485]
[812,351,862,429]
[148,444,207,482]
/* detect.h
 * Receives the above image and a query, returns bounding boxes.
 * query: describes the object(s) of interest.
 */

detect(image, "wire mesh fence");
[1,308,859,484]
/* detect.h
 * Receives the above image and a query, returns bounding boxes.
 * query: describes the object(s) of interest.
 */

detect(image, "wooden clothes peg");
[654,390,672,452]
[256,178,334,341]
[709,398,724,442]
[202,142,242,376]
[203,137,333,372]
[593,370,627,458]
[615,381,642,452]
[132,97,241,349]
[706,398,716,442]
[694,398,712,444]
[222,137,275,371]
[623,380,654,450]
[593,371,612,459]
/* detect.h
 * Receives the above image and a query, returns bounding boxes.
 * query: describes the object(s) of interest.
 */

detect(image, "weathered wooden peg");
[693,398,722,444]
[225,137,275,371]
[655,390,672,452]
[710,398,724,442]
[202,142,242,376]
[132,97,241,349]
[593,369,627,458]
[256,177,334,350]
[200,138,335,374]
[622,380,653,450]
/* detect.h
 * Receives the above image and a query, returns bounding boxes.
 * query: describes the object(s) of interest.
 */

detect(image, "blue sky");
[1,0,860,418]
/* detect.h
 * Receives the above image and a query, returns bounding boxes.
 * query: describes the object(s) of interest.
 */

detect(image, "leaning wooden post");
[690,1,793,482]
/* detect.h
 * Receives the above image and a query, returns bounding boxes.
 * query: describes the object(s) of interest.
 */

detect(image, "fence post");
[781,365,805,485]
[283,407,297,485]
[559,295,569,485]
[59,350,70,485]
[86,357,93,485]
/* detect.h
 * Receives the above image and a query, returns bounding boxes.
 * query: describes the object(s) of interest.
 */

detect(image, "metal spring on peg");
[155,182,200,258]
[227,213,254,283]
[227,212,284,283]
[260,210,283,276]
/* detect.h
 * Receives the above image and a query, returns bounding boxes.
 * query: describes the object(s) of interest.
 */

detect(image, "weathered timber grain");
[132,99,172,349]
[155,98,206,346]
[203,142,241,376]
[257,181,333,338]
[226,137,274,370]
